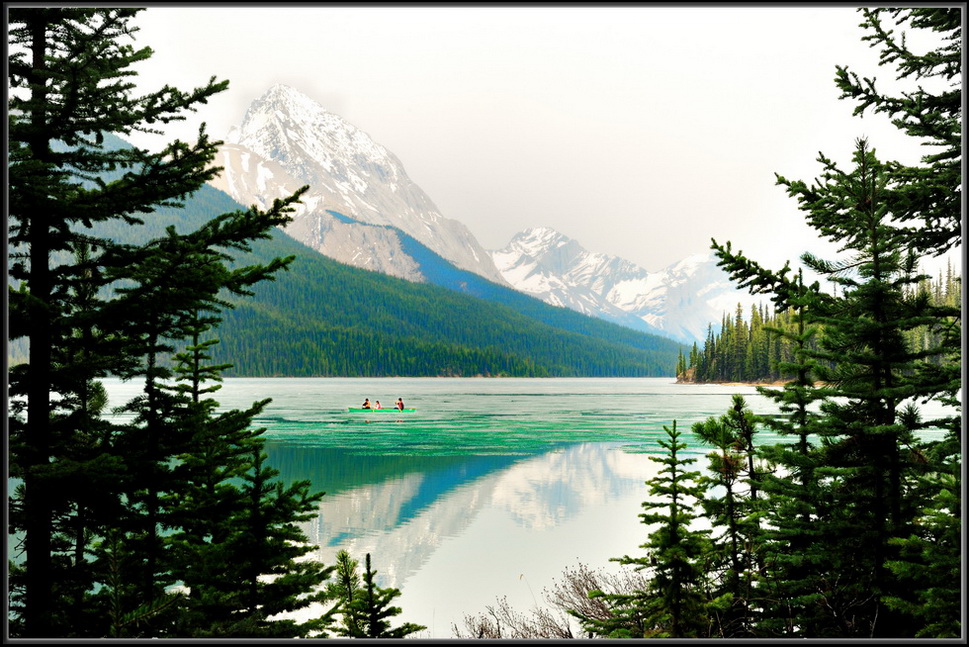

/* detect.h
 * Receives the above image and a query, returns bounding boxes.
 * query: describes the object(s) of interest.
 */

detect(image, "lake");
[99,376,951,638]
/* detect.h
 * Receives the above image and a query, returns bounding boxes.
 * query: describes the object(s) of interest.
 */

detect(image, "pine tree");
[577,422,712,638]
[162,324,337,638]
[793,140,945,636]
[833,8,962,454]
[691,395,764,637]
[327,550,364,637]
[327,550,425,638]
[719,137,949,637]
[688,342,700,378]
[671,15,960,633]
[746,273,833,637]
[233,448,338,636]
[834,8,962,259]
[355,553,427,639]
[8,8,225,634]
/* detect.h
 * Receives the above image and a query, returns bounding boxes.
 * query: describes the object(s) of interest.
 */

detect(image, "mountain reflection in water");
[264,440,660,636]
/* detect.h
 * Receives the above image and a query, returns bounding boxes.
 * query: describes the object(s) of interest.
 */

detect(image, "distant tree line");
[677,303,815,384]
[215,295,676,378]
[677,262,960,384]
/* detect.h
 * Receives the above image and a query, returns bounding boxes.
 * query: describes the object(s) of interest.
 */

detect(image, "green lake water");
[94,376,954,638]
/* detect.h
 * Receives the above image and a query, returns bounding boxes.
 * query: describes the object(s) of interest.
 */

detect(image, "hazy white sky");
[127,4,951,273]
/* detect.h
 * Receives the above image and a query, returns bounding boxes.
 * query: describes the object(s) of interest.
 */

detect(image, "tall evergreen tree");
[162,325,336,638]
[781,137,955,637]
[835,8,962,259]
[745,272,835,637]
[692,395,763,637]
[710,7,961,638]
[717,138,949,638]
[6,8,334,638]
[8,8,225,634]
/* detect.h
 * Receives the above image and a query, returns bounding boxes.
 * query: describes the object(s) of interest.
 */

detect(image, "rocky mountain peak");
[211,85,506,284]
[510,226,568,248]
[232,84,394,189]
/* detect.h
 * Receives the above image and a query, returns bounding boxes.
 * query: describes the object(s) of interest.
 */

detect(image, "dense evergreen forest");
[215,224,685,377]
[203,185,686,377]
[677,263,961,384]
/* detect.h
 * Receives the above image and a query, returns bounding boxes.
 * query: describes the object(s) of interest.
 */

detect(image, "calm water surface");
[99,376,950,638]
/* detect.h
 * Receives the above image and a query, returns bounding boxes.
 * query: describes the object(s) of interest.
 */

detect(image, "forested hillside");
[60,166,685,377]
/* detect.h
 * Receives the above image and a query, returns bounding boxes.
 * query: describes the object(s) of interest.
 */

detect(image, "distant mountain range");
[9,88,749,377]
[211,85,759,347]
[16,132,681,378]
[491,227,761,344]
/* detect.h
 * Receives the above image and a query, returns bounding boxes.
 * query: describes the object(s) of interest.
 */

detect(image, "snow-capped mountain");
[491,227,762,344]
[208,85,758,346]
[210,84,506,284]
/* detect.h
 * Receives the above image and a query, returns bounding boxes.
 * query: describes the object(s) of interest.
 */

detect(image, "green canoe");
[347,407,416,413]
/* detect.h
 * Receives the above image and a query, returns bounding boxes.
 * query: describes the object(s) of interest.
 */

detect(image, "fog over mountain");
[210,85,759,345]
